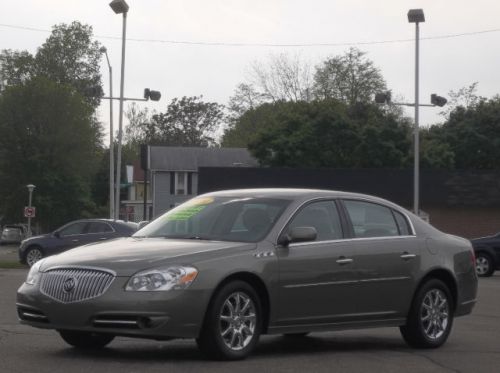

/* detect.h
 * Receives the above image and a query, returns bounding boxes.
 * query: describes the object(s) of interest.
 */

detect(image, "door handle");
[99,237,108,241]
[400,253,416,260]
[336,257,353,265]
[71,239,79,243]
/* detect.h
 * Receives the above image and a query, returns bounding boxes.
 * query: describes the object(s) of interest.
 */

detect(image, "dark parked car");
[1,224,30,245]
[19,219,138,267]
[470,233,500,277]
[17,189,477,360]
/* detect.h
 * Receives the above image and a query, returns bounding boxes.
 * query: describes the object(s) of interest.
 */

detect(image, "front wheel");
[476,252,494,277]
[196,281,262,360]
[59,330,114,349]
[400,279,453,348]
[25,246,43,267]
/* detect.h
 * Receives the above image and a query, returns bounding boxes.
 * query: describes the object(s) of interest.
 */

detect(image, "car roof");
[203,188,390,202]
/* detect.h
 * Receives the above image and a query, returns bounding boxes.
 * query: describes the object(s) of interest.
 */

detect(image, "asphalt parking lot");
[1,265,499,373]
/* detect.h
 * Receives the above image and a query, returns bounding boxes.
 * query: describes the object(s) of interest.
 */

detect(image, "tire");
[400,279,453,348]
[475,252,495,277]
[59,330,114,349]
[196,280,262,360]
[25,246,44,267]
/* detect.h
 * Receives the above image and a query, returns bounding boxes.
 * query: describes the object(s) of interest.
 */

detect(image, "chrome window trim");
[276,196,416,246]
[288,235,418,248]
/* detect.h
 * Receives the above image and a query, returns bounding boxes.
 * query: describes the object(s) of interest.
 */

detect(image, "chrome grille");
[40,267,115,303]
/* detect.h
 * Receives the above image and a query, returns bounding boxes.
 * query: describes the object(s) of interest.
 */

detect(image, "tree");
[439,82,485,118]
[249,53,313,102]
[0,78,100,230]
[313,47,386,105]
[235,100,412,168]
[125,96,225,147]
[1,22,103,108]
[438,97,500,169]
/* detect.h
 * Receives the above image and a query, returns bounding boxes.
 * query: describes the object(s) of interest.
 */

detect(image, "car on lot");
[1,224,31,245]
[470,233,500,277]
[18,219,138,267]
[17,189,477,360]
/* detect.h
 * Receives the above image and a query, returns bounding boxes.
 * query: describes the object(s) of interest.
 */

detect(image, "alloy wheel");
[218,291,257,351]
[476,256,490,276]
[420,288,449,340]
[26,248,43,267]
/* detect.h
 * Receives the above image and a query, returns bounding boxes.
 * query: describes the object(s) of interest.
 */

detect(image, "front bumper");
[17,276,210,339]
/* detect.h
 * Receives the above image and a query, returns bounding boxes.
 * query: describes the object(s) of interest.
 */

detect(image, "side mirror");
[54,231,61,238]
[278,226,317,247]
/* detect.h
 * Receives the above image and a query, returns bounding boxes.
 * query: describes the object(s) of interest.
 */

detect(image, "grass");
[0,260,27,269]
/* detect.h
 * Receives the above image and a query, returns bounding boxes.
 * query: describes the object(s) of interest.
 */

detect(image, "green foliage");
[313,48,387,105]
[1,21,103,108]
[440,98,500,169]
[233,100,412,168]
[125,96,224,147]
[0,78,100,230]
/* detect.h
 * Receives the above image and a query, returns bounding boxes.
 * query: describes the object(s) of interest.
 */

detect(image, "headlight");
[25,260,44,286]
[125,266,198,292]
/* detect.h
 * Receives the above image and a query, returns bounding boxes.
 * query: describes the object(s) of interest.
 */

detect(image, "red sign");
[24,206,36,218]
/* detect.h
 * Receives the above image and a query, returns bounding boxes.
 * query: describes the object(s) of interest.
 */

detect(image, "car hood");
[21,233,50,244]
[470,234,498,243]
[39,237,255,276]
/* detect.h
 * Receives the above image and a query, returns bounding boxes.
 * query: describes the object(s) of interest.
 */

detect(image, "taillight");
[470,249,476,266]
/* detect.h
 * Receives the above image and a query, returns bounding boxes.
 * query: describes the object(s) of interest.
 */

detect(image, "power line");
[0,22,499,47]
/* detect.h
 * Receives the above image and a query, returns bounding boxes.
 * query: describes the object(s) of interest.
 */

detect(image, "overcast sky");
[2,0,500,139]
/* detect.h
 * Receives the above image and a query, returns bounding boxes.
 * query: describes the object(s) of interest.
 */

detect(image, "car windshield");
[133,196,291,243]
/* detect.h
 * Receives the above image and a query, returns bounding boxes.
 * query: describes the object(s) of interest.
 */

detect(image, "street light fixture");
[26,184,35,237]
[408,8,425,216]
[99,46,115,220]
[109,0,129,220]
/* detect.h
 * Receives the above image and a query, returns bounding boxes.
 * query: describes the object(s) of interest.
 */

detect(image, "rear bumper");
[455,270,478,317]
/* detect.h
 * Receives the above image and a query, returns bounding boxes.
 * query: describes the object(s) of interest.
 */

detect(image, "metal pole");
[414,22,420,215]
[27,190,33,237]
[104,52,115,220]
[115,11,127,220]
[143,169,148,220]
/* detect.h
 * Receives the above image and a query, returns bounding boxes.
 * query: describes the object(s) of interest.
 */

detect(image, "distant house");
[122,160,152,222]
[124,146,259,221]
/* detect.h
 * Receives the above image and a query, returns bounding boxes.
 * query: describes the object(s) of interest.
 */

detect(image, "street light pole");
[26,184,35,237]
[109,0,129,220]
[408,9,425,216]
[100,46,115,220]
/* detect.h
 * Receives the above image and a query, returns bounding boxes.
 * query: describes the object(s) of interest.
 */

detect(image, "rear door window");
[343,200,399,238]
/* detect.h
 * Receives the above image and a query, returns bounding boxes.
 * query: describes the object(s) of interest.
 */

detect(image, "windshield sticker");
[165,197,214,221]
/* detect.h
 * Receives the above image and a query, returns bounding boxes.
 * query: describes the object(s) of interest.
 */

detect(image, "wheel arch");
[206,271,271,334]
[23,244,45,262]
[414,268,458,312]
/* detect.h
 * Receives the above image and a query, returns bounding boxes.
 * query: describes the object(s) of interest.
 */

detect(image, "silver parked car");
[1,224,30,245]
[17,189,477,360]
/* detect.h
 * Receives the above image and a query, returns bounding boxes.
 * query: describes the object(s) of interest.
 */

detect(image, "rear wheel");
[476,252,494,277]
[25,246,43,267]
[59,330,114,349]
[400,279,453,348]
[196,281,262,360]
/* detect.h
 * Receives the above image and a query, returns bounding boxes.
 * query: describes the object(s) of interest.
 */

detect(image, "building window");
[175,172,187,195]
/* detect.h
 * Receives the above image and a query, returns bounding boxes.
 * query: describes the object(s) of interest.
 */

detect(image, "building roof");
[149,146,259,171]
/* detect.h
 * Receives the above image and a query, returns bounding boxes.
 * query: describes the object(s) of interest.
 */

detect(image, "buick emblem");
[63,277,77,293]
